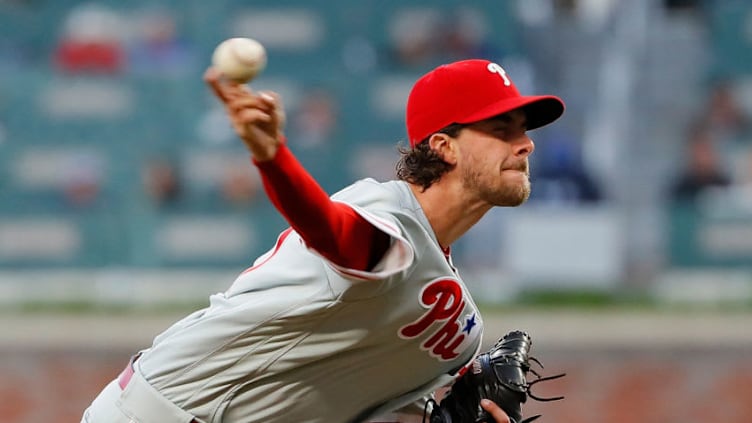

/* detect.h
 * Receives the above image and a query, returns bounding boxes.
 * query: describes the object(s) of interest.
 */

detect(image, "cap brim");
[456,95,565,130]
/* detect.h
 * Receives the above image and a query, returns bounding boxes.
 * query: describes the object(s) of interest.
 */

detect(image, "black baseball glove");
[426,330,564,423]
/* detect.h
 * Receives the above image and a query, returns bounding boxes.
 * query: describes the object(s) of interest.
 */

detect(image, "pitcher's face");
[455,110,535,207]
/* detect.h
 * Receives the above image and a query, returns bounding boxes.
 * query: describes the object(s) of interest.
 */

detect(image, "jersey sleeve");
[319,202,414,282]
[253,144,403,274]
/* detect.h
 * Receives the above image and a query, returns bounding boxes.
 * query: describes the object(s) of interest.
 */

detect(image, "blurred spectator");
[541,0,618,29]
[286,87,345,193]
[529,130,602,205]
[141,157,182,208]
[701,79,750,146]
[220,163,260,207]
[442,7,500,62]
[663,0,702,13]
[386,8,442,68]
[53,4,126,75]
[554,0,577,13]
[385,7,500,69]
[61,151,105,209]
[669,126,732,204]
[126,8,198,77]
[288,88,339,148]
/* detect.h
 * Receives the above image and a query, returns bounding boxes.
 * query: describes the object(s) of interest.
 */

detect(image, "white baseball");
[211,37,267,83]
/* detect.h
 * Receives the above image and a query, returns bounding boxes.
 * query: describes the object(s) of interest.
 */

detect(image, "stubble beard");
[494,177,530,206]
[463,163,531,207]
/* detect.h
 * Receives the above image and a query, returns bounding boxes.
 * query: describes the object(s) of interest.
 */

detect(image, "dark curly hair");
[395,123,465,191]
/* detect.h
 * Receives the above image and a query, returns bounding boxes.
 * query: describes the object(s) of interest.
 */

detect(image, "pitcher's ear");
[428,132,458,165]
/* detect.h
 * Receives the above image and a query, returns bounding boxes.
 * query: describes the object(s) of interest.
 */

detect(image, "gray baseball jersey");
[85,178,484,423]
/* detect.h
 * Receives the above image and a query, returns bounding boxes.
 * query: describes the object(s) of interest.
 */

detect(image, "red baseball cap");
[406,59,565,147]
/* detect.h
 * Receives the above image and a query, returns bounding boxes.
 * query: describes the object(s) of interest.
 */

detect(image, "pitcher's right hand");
[204,67,286,162]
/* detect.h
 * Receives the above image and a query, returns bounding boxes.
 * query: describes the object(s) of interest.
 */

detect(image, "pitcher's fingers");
[224,81,254,97]
[257,91,281,108]
[204,67,230,103]
[227,96,274,114]
[236,108,273,125]
[480,400,510,423]
[258,91,284,127]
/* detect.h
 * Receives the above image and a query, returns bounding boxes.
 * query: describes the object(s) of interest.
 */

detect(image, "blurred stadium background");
[1,0,751,421]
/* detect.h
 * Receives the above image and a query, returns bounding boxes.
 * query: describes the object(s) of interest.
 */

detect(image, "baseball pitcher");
[81,59,564,423]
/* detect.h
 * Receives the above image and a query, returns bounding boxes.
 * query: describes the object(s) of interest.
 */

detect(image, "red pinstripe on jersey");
[241,227,294,274]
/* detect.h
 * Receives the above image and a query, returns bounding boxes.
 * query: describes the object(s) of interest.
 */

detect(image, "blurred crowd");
[669,79,751,207]
[0,0,751,274]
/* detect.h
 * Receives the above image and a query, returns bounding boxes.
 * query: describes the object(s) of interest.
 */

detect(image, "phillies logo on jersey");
[399,278,478,361]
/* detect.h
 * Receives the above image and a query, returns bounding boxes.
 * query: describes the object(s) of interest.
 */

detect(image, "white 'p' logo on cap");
[487,63,511,86]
